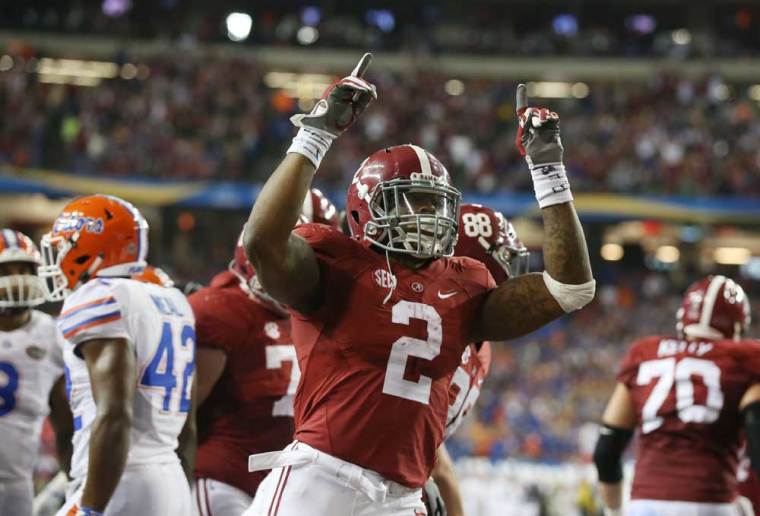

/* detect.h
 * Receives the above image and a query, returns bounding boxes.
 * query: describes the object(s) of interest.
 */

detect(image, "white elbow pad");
[542,270,596,313]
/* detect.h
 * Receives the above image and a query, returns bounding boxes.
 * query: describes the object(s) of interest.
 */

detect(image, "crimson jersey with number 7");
[190,271,296,496]
[290,223,494,488]
[618,335,760,503]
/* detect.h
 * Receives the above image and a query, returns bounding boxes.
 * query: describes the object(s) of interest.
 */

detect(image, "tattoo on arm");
[541,202,593,284]
[469,202,593,342]
[471,273,562,342]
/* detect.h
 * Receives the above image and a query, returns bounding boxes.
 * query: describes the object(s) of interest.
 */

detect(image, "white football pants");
[193,477,252,516]
[628,499,747,516]
[0,478,32,516]
[56,462,191,516]
[243,442,426,516]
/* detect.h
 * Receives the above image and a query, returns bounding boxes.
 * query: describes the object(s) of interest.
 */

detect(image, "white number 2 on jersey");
[265,345,301,417]
[637,357,724,434]
[382,301,442,405]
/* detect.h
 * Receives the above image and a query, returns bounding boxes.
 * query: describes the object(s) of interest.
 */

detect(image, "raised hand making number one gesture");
[288,53,377,169]
[514,83,571,209]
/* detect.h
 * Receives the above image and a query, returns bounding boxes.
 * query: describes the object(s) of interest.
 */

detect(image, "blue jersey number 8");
[0,362,19,417]
[140,322,195,413]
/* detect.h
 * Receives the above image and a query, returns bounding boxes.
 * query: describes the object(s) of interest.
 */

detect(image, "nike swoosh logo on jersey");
[437,290,457,299]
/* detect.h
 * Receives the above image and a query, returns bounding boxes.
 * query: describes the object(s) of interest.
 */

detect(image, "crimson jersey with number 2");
[290,224,494,488]
[618,335,760,503]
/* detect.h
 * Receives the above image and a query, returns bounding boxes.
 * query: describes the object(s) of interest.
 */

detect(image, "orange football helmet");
[132,265,175,288]
[0,229,45,308]
[39,194,148,301]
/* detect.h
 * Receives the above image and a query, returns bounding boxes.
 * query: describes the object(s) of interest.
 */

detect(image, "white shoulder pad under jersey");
[0,310,65,482]
[59,277,196,482]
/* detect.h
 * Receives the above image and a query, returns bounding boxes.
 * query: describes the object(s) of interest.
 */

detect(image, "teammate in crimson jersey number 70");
[594,275,760,516]
[189,189,340,516]
[242,54,594,516]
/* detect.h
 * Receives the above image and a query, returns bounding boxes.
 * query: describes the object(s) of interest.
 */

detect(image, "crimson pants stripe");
[271,466,292,516]
[203,479,214,516]
[195,479,205,516]
[268,466,288,516]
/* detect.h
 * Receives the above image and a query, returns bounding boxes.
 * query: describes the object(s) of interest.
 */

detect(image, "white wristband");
[287,127,334,169]
[528,161,573,208]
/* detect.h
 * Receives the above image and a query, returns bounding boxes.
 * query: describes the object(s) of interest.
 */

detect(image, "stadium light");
[226,12,253,42]
[748,85,760,101]
[366,9,395,33]
[671,29,691,45]
[655,245,680,263]
[601,243,624,261]
[714,247,751,265]
[297,26,319,45]
[301,6,321,27]
[0,55,12,72]
[527,82,590,99]
[552,14,578,37]
[626,15,656,35]
[445,79,465,96]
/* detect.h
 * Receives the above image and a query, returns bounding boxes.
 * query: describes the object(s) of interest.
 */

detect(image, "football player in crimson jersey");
[594,275,760,516]
[0,229,73,515]
[424,204,529,516]
[242,54,594,515]
[190,189,340,516]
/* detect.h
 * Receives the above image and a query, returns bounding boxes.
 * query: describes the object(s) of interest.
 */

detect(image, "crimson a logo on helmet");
[373,269,396,289]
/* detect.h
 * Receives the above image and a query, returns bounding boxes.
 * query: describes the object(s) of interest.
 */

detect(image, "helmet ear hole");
[351,211,360,224]
[74,255,90,265]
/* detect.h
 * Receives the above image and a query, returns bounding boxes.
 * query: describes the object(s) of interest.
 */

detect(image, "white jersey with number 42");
[59,277,195,483]
[0,311,65,482]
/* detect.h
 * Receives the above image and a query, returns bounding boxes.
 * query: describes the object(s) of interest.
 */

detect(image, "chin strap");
[382,249,396,305]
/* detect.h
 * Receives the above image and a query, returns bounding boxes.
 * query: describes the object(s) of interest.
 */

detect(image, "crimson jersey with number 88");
[618,335,760,503]
[289,223,494,488]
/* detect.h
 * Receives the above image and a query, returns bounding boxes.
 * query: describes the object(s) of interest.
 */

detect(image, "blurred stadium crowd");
[2,56,760,197]
[3,2,760,58]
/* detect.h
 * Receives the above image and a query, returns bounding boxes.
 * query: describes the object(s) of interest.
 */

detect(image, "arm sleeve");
[57,279,131,353]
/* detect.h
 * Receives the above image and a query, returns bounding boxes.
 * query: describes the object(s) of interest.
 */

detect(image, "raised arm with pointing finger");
[464,84,595,342]
[243,53,376,314]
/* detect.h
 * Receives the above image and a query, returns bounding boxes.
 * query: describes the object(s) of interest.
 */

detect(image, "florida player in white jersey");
[0,229,73,515]
[38,194,196,516]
